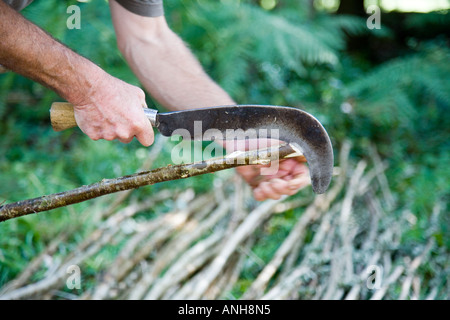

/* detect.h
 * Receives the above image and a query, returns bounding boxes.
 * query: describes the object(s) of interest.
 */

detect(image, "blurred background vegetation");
[0,0,448,299]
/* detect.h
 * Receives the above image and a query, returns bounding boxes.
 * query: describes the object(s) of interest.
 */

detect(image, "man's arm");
[0,1,153,145]
[109,1,310,200]
[109,0,234,110]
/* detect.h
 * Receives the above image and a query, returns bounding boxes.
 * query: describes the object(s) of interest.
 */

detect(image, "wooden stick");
[100,135,167,219]
[0,144,302,222]
[243,141,351,299]
[189,197,286,299]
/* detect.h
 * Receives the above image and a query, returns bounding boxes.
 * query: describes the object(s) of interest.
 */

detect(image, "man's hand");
[223,139,310,201]
[236,158,310,201]
[72,73,154,146]
[0,1,154,147]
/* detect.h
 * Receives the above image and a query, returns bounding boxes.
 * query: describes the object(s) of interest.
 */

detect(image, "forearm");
[0,1,106,105]
[110,2,234,110]
[125,30,235,110]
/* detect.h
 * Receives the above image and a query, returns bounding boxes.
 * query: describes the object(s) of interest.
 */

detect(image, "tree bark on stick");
[0,144,303,222]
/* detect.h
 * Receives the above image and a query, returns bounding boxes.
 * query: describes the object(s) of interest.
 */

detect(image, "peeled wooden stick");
[148,231,225,300]
[189,197,286,299]
[243,141,351,299]
[0,144,303,222]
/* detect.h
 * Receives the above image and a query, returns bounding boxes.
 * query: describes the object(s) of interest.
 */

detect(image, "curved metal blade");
[155,105,333,194]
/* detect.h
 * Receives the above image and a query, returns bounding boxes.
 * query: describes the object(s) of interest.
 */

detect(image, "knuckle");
[90,133,101,141]
[101,127,118,141]
[132,121,151,135]
[117,130,133,142]
[130,122,143,133]
[103,133,115,141]
[120,138,134,144]
[136,88,146,99]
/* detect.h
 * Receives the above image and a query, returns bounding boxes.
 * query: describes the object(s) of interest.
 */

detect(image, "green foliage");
[340,44,450,215]
[165,0,373,102]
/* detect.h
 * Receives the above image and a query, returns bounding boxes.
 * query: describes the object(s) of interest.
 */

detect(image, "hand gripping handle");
[49,102,158,131]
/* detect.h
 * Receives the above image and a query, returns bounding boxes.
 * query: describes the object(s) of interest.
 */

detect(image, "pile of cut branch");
[0,138,446,300]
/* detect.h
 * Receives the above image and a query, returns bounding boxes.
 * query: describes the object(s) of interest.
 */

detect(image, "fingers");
[253,176,310,201]
[80,113,154,146]
[112,111,154,146]
[254,180,286,201]
[133,120,154,146]
[122,91,154,146]
[238,158,311,201]
[253,177,305,201]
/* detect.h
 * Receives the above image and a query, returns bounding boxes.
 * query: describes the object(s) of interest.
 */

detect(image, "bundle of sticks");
[0,138,444,300]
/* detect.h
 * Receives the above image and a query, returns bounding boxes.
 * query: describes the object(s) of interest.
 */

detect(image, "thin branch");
[0,144,302,222]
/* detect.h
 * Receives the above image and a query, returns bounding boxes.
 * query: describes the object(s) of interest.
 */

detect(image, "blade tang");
[144,108,158,127]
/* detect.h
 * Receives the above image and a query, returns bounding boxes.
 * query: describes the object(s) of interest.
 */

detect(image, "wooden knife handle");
[50,102,159,132]
[50,102,78,132]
